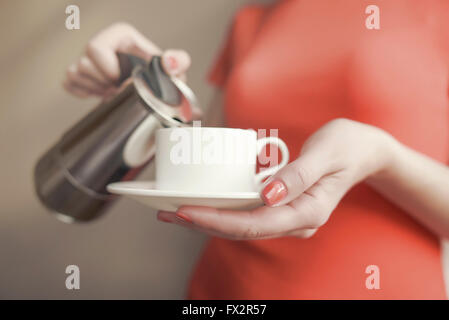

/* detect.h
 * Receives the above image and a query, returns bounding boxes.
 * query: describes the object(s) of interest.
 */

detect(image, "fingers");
[158,204,314,240]
[64,62,118,98]
[64,22,192,99]
[156,172,350,240]
[162,49,191,76]
[116,25,162,60]
[261,148,333,207]
[86,22,161,82]
[65,22,161,98]
[77,56,110,86]
[62,80,90,98]
[157,211,234,238]
[66,63,107,94]
[157,203,320,240]
[287,172,349,228]
[286,228,318,238]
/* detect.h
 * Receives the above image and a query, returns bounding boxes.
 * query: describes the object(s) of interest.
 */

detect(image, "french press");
[34,54,202,222]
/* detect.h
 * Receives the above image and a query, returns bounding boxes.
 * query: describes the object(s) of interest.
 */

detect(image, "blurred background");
[0,0,253,299]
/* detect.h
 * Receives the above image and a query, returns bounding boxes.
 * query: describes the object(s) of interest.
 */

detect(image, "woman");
[64,0,449,299]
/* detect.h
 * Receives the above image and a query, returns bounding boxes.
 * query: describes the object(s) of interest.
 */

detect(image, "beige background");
[2,0,449,300]
[0,0,251,299]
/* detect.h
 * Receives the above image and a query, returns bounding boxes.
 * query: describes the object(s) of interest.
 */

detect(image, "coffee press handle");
[116,52,148,83]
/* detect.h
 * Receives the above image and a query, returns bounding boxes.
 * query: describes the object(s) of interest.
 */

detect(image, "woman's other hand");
[158,119,397,239]
[63,22,191,98]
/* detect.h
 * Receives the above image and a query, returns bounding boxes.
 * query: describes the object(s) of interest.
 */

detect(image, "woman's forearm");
[367,137,449,238]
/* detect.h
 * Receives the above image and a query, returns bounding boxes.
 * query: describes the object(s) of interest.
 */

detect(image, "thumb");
[162,49,191,77]
[261,149,330,207]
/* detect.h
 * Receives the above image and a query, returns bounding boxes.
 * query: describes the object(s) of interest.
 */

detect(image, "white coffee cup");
[155,127,289,193]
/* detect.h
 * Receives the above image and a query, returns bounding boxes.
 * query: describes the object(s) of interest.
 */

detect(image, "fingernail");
[176,212,193,224]
[163,55,179,73]
[158,216,172,223]
[261,180,287,206]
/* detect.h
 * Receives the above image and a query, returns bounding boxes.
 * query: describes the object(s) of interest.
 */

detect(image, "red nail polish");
[158,216,172,223]
[261,180,287,206]
[167,56,178,70]
[176,212,192,223]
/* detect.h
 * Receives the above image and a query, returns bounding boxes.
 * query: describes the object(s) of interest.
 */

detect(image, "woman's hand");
[63,22,191,98]
[158,119,397,239]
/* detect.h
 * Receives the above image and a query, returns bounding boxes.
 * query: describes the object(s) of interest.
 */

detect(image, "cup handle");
[254,137,290,189]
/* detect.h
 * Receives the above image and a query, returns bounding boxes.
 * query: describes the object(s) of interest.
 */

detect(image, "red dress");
[188,0,449,299]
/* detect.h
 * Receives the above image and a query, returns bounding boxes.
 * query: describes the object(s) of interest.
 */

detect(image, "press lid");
[118,54,201,127]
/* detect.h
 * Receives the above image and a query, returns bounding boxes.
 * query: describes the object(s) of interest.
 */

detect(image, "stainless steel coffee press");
[34,54,201,222]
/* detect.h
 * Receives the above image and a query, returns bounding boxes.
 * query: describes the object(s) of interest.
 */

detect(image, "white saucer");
[107,181,263,212]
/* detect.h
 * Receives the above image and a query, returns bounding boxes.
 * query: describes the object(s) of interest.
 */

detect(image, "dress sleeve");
[207,5,269,88]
